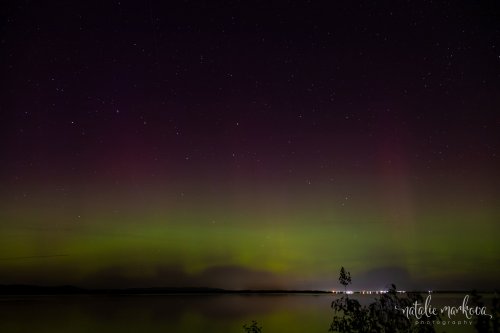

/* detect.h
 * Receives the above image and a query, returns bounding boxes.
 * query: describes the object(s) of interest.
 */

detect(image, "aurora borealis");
[1,1,499,291]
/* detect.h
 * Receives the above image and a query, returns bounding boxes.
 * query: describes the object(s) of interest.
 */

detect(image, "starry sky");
[0,1,499,291]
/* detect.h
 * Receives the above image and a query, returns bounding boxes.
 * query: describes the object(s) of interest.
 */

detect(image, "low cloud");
[78,264,287,290]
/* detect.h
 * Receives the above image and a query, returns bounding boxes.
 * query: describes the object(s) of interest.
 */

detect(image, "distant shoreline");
[0,285,495,296]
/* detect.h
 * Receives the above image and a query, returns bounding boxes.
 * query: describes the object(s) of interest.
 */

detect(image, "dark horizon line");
[0,284,496,295]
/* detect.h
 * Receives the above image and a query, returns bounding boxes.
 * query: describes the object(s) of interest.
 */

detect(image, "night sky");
[1,1,499,291]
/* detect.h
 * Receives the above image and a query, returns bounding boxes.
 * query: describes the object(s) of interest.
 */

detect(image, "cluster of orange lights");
[330,290,407,294]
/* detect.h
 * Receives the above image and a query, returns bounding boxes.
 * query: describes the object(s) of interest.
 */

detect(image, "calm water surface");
[0,294,484,333]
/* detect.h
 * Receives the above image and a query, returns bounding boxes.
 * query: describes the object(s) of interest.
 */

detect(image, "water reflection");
[0,294,479,333]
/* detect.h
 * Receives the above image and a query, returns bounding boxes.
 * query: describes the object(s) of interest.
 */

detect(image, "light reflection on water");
[0,294,483,333]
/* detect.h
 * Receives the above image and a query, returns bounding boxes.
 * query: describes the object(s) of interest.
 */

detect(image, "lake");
[0,293,486,333]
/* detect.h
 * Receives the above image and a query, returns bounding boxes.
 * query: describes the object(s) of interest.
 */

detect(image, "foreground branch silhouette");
[243,320,263,333]
[330,267,438,333]
[240,268,499,332]
[471,291,499,333]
